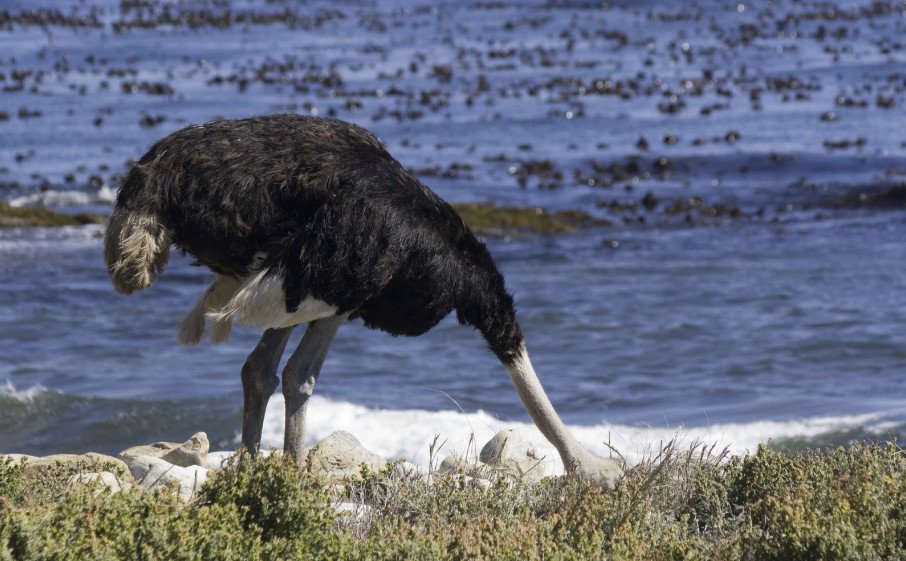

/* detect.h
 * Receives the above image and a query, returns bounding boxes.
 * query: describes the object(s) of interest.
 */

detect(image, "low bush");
[0,443,903,560]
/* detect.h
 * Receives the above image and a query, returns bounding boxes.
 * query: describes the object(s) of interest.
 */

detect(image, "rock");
[129,455,208,502]
[161,432,209,467]
[307,431,387,480]
[2,454,37,466]
[119,432,209,468]
[452,202,600,236]
[334,501,373,533]
[334,501,372,518]
[437,453,482,475]
[120,443,174,464]
[0,202,105,228]
[471,477,493,490]
[434,455,494,489]
[68,471,132,493]
[203,449,282,471]
[23,453,130,478]
[479,429,553,484]
[392,460,424,480]
[203,450,235,470]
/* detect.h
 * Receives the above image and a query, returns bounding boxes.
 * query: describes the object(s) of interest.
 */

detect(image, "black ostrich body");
[104,115,622,487]
[113,115,520,360]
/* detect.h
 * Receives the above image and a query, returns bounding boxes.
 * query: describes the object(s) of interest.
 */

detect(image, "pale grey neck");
[503,344,585,468]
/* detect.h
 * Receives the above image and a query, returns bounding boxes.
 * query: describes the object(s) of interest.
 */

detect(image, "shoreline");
[0,201,597,237]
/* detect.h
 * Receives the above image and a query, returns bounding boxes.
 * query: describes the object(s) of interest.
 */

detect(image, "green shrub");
[0,454,350,561]
[197,453,351,559]
[0,458,25,506]
[1,444,904,560]
[1,485,260,561]
[727,443,906,561]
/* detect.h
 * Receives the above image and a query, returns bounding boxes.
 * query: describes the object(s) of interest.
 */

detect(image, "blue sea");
[1,0,905,468]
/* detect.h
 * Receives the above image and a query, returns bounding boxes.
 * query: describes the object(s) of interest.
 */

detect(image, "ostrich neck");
[503,343,586,468]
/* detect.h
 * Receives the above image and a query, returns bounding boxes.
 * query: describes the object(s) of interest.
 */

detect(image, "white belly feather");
[177,267,337,346]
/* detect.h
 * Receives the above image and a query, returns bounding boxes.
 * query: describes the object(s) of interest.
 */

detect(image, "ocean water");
[1,0,905,467]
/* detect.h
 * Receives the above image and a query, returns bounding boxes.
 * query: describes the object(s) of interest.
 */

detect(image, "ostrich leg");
[282,315,345,466]
[505,343,623,489]
[241,327,295,453]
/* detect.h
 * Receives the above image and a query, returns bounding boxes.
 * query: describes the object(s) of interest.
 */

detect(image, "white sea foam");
[1,380,48,402]
[254,395,892,472]
[0,224,105,257]
[7,185,115,208]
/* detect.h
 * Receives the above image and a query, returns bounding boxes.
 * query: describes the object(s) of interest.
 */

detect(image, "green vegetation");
[452,202,603,235]
[1,443,904,560]
[0,203,106,228]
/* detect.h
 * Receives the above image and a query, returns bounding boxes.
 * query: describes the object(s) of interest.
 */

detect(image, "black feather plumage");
[113,115,524,363]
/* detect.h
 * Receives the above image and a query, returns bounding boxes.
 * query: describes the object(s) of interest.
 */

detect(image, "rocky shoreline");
[0,201,598,236]
[0,202,106,228]
[2,428,572,505]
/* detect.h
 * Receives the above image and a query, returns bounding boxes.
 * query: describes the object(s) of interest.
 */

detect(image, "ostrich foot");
[568,448,623,490]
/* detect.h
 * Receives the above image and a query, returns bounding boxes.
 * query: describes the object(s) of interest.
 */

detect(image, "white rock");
[479,429,555,484]
[203,451,236,471]
[307,431,387,480]
[431,465,494,491]
[23,453,130,477]
[68,471,132,493]
[161,432,209,467]
[470,477,493,490]
[392,461,425,480]
[119,432,209,468]
[129,455,208,502]
[202,449,283,471]
[334,501,372,518]
[1,454,37,466]
[437,453,481,475]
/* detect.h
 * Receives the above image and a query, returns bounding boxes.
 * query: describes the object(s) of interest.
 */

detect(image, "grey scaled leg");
[241,327,294,454]
[282,315,345,466]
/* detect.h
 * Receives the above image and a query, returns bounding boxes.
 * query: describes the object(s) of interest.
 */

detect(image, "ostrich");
[104,114,622,488]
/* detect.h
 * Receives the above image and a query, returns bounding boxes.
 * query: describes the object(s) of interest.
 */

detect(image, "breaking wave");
[255,395,895,473]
